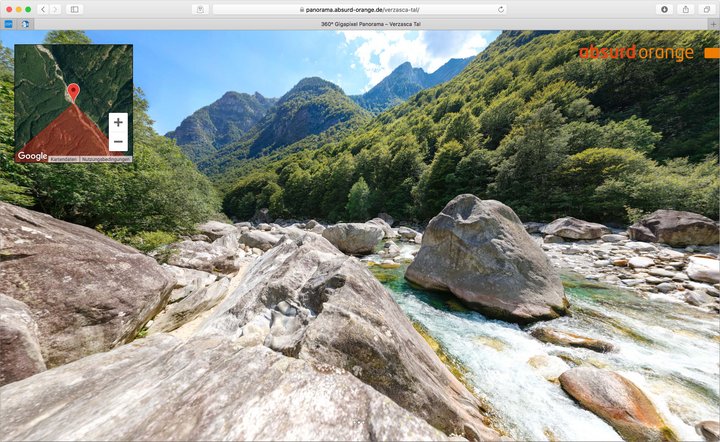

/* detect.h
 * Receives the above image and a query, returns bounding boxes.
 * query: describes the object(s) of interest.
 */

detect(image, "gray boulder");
[239,230,281,252]
[321,223,384,255]
[542,217,611,240]
[200,233,499,440]
[166,240,241,273]
[398,226,421,240]
[0,202,174,369]
[559,367,677,441]
[628,210,719,246]
[0,334,448,441]
[195,220,236,241]
[405,195,568,324]
[367,217,398,239]
[523,222,546,234]
[378,212,395,226]
[0,295,46,386]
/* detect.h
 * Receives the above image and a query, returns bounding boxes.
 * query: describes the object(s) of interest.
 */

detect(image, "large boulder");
[195,220,237,241]
[0,295,46,386]
[239,230,281,252]
[559,368,676,441]
[166,240,241,273]
[321,223,384,255]
[542,217,610,240]
[686,256,720,284]
[0,202,174,369]
[199,233,499,440]
[628,210,719,247]
[405,195,568,324]
[0,334,447,441]
[366,217,398,239]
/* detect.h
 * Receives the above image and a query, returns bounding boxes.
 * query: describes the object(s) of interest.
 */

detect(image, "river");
[365,243,720,441]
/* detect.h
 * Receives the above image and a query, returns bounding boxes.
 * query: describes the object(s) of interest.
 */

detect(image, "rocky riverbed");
[1,199,718,441]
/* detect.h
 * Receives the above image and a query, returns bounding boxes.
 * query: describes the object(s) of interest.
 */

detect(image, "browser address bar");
[212,4,508,15]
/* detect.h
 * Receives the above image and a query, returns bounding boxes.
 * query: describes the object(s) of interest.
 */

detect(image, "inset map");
[14,44,133,163]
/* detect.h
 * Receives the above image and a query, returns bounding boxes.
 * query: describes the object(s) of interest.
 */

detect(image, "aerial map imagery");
[14,44,133,163]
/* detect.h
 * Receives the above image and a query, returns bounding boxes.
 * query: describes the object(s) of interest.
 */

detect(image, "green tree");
[346,177,371,221]
[43,30,92,44]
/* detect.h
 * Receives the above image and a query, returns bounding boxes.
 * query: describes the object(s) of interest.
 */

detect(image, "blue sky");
[2,30,499,134]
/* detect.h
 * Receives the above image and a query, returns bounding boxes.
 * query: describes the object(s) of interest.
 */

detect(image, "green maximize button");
[25,6,31,12]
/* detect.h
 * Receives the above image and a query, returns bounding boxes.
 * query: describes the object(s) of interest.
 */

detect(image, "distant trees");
[219,30,717,223]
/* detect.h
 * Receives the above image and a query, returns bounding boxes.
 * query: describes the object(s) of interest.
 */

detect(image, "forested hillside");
[166,91,276,163]
[199,77,372,181]
[223,30,719,223]
[0,32,221,249]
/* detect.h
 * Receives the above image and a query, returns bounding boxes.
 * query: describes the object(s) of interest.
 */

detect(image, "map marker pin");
[67,83,80,103]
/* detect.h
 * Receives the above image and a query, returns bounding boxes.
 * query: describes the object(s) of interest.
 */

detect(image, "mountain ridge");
[351,57,474,113]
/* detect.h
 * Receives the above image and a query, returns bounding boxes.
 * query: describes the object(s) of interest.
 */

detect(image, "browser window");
[0,2,718,442]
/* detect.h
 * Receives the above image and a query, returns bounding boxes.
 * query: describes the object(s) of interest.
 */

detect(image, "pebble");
[645,276,664,285]
[648,268,675,278]
[612,258,628,267]
[622,279,644,287]
[628,256,654,268]
[626,242,658,252]
[656,282,676,293]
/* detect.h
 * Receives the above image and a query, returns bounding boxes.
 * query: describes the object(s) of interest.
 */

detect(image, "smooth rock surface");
[321,223,384,255]
[628,210,719,247]
[628,256,655,269]
[0,295,46,386]
[542,217,611,240]
[405,195,568,324]
[148,277,231,334]
[559,368,676,441]
[161,265,216,289]
[527,354,569,382]
[0,202,174,369]
[166,240,241,273]
[0,335,448,441]
[687,256,720,284]
[195,220,237,241]
[367,217,398,239]
[530,327,615,353]
[200,233,499,440]
[239,230,281,252]
[696,421,720,442]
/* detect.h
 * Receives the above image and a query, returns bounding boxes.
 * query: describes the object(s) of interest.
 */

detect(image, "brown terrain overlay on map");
[15,104,121,162]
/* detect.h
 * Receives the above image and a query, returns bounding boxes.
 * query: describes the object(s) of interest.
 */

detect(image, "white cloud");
[339,31,490,90]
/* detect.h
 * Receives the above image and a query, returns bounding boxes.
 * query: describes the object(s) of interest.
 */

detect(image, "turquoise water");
[366,246,720,441]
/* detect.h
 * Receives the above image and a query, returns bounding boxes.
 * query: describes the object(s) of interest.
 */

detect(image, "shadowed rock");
[629,210,719,247]
[0,295,46,386]
[0,202,174,370]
